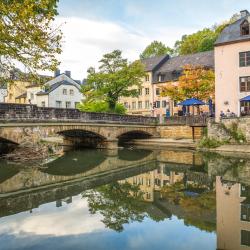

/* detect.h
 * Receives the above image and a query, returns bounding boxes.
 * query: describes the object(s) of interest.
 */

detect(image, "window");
[240,77,250,92]
[30,93,34,100]
[146,178,151,186]
[146,193,151,200]
[75,102,79,108]
[240,51,250,67]
[155,178,161,186]
[124,102,129,108]
[145,100,150,109]
[145,88,150,95]
[156,101,160,108]
[56,101,62,108]
[63,89,67,95]
[132,101,136,109]
[241,204,250,221]
[41,101,45,107]
[162,100,167,108]
[156,88,160,95]
[241,20,250,36]
[241,230,250,246]
[173,100,178,107]
[145,75,150,82]
[70,89,74,95]
[158,74,164,82]
[138,88,142,95]
[241,101,250,115]
[138,101,142,109]
[66,101,71,108]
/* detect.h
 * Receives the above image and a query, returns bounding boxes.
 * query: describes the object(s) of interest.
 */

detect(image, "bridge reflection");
[0,147,250,247]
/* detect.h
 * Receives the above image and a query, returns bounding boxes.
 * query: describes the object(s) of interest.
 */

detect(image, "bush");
[77,101,126,115]
[228,122,246,143]
[198,137,224,148]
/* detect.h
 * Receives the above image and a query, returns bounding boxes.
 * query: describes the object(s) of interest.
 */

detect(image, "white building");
[25,70,83,108]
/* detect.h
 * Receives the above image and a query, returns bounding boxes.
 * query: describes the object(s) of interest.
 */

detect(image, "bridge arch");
[117,130,153,145]
[57,129,108,148]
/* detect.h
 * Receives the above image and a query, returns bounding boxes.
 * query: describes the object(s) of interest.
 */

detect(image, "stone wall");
[0,103,156,125]
[208,117,250,143]
[157,125,203,140]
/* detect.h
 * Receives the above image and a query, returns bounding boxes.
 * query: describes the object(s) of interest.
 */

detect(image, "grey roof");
[15,92,27,99]
[215,15,250,46]
[153,51,214,83]
[36,80,80,96]
[141,55,169,72]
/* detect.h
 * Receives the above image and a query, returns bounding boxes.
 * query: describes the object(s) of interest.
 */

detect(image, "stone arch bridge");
[0,103,158,149]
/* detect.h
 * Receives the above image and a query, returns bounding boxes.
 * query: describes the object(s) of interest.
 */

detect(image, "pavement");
[210,144,250,154]
[132,138,197,149]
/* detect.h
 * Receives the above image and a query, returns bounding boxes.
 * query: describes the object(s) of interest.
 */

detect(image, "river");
[0,147,249,250]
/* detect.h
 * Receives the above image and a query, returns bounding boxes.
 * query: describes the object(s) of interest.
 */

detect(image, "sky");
[53,0,250,80]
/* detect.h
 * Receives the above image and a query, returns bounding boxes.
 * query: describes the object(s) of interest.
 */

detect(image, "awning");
[240,95,250,101]
[178,98,205,106]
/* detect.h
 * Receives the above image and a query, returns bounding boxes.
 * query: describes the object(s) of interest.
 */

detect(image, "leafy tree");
[174,14,241,55]
[82,182,146,232]
[77,100,126,114]
[0,0,62,85]
[161,65,215,102]
[140,41,174,59]
[81,50,145,112]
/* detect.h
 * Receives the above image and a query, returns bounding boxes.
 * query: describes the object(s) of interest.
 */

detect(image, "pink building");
[215,10,250,121]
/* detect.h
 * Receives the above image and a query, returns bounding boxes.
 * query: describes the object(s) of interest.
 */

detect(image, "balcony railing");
[164,115,209,126]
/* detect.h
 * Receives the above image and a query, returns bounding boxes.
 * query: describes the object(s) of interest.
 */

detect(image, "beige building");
[215,10,250,121]
[119,51,214,122]
[216,177,250,249]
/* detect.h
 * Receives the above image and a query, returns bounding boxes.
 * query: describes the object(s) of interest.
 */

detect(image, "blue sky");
[54,0,250,79]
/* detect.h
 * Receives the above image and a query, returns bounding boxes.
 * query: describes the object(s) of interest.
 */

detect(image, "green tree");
[0,0,62,85]
[174,14,241,55]
[82,182,146,232]
[140,41,174,59]
[81,50,145,112]
[161,65,215,102]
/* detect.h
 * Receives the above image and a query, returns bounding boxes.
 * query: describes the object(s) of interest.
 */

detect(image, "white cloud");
[0,197,105,237]
[51,16,199,80]
[54,17,150,80]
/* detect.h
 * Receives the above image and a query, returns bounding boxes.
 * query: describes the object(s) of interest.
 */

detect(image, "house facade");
[35,71,83,108]
[215,10,250,121]
[119,51,214,122]
[4,70,83,109]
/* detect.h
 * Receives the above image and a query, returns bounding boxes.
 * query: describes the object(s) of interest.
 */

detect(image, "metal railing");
[164,115,209,126]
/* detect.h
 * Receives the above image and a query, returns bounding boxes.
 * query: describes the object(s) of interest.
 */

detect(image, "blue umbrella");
[178,98,205,106]
[240,95,250,101]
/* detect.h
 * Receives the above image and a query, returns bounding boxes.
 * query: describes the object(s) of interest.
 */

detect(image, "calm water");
[0,148,249,250]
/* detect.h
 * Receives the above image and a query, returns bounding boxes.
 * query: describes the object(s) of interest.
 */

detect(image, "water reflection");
[0,148,249,249]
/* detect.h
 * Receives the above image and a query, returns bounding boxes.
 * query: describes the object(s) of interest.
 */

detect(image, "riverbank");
[131,138,250,155]
[131,138,197,149]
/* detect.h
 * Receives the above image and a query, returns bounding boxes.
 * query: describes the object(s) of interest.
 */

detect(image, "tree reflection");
[82,182,147,232]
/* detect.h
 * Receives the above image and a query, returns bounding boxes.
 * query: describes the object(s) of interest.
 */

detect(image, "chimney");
[54,69,60,77]
[65,70,71,78]
[240,10,249,18]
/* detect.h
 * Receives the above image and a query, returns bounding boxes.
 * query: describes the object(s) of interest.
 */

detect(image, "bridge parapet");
[0,103,157,125]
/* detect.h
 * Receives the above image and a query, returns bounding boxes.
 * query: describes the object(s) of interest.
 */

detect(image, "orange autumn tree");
[161,65,215,102]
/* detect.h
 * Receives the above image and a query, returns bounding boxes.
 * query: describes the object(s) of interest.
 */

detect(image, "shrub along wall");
[208,117,250,143]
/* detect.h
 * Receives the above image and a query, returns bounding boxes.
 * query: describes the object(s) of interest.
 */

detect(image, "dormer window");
[241,20,250,36]
[158,74,164,82]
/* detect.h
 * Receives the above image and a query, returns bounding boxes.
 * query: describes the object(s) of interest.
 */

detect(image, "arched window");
[241,20,250,36]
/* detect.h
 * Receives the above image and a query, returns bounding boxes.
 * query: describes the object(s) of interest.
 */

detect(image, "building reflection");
[217,177,250,250]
